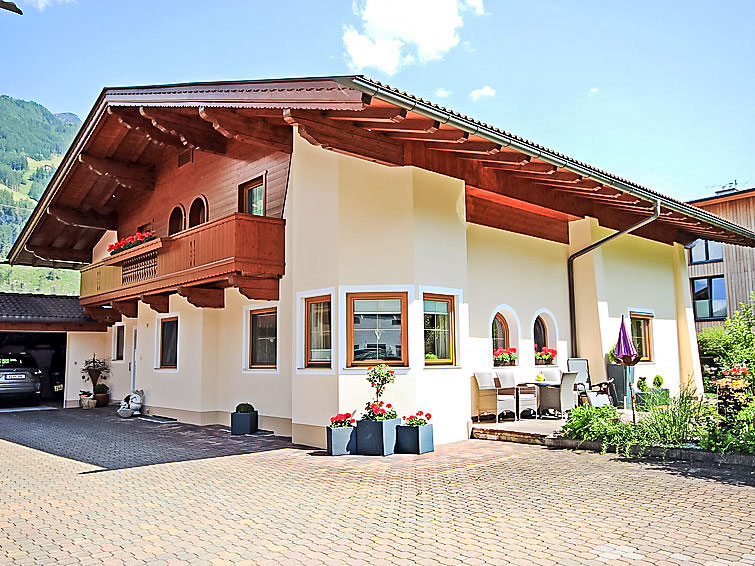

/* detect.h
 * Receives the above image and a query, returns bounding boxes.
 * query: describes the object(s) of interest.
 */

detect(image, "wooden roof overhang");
[9,76,755,270]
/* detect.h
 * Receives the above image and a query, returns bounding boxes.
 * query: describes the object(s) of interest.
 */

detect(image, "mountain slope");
[0,95,81,295]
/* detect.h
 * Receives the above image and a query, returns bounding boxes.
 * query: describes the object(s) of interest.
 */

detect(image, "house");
[686,187,755,332]
[8,77,755,447]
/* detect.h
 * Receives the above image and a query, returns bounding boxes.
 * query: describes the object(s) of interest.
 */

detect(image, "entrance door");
[130,328,137,392]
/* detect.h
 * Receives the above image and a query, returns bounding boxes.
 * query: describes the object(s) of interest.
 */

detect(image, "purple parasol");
[615,315,639,365]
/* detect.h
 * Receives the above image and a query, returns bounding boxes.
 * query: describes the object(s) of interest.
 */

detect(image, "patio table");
[515,379,560,420]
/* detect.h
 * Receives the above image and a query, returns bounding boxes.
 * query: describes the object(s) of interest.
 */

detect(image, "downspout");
[568,200,661,358]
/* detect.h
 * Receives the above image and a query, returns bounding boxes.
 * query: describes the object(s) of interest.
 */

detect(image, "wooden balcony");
[80,213,285,311]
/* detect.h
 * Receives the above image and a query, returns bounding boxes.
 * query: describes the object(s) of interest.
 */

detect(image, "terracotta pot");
[94,393,110,407]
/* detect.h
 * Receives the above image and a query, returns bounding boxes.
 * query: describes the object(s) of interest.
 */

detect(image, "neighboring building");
[8,77,755,447]
[687,187,755,332]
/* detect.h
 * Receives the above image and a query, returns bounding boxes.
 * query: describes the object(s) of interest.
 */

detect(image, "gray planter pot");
[606,364,626,406]
[231,411,258,435]
[356,418,400,456]
[327,426,356,456]
[396,424,434,454]
[635,388,670,410]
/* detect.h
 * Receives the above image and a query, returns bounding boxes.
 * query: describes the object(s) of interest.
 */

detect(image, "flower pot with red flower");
[327,411,356,456]
[231,403,258,435]
[396,411,434,454]
[494,347,517,367]
[356,401,400,456]
[108,230,156,255]
[535,347,556,366]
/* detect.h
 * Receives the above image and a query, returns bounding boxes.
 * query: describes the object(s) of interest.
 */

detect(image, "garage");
[0,293,106,409]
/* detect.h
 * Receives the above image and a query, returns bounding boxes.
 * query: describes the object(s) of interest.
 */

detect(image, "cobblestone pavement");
[1,409,754,565]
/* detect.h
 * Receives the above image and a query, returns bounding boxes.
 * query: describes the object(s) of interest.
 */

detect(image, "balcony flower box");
[108,230,156,255]
[102,237,163,267]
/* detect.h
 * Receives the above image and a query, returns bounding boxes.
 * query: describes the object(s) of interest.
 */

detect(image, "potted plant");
[231,402,259,435]
[535,347,556,366]
[81,354,110,391]
[79,390,96,409]
[327,412,356,456]
[93,383,110,407]
[634,375,671,410]
[493,347,517,367]
[356,400,400,456]
[108,230,156,255]
[396,411,434,454]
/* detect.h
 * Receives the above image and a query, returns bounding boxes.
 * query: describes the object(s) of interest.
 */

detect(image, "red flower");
[330,416,336,422]
[425,413,432,419]
[386,404,392,409]
[510,348,516,353]
[379,401,384,406]
[389,370,395,375]
[344,412,351,418]
[417,411,423,416]
[349,418,355,424]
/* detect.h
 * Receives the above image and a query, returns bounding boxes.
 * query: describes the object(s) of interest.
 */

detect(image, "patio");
[0,407,753,565]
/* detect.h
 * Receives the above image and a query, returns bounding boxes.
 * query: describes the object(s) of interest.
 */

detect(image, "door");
[130,328,137,392]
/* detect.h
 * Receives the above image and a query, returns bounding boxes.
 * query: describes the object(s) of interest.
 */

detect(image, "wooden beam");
[83,306,122,325]
[139,107,227,154]
[283,109,404,166]
[26,245,90,263]
[47,205,117,231]
[111,299,138,318]
[177,286,225,308]
[0,321,107,332]
[108,107,187,150]
[427,141,503,155]
[484,161,554,172]
[198,107,292,154]
[78,154,155,192]
[360,119,440,133]
[324,107,407,122]
[140,293,170,313]
[386,129,470,143]
[229,276,280,301]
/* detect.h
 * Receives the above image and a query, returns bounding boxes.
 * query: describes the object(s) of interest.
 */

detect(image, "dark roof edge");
[340,76,755,245]
[688,187,755,205]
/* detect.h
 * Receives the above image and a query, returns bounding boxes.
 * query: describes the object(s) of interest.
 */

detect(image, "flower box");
[396,424,434,454]
[356,418,400,456]
[327,426,356,456]
[231,411,258,435]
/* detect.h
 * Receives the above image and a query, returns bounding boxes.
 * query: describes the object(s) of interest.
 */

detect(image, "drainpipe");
[568,200,661,358]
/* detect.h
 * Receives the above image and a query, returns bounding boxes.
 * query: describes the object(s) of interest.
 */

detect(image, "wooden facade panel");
[688,261,724,279]
[117,140,291,239]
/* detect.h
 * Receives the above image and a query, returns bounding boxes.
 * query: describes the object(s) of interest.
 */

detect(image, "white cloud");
[589,87,599,94]
[343,0,485,75]
[469,85,495,101]
[21,0,74,10]
[434,87,452,98]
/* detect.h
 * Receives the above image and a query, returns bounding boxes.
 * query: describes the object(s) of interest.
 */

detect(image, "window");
[239,178,265,216]
[159,316,178,369]
[188,196,207,228]
[168,206,184,236]
[113,323,125,361]
[250,308,277,368]
[137,222,153,234]
[347,292,408,367]
[629,312,653,362]
[305,296,331,367]
[492,313,509,352]
[692,276,727,320]
[424,294,454,365]
[689,239,724,264]
[533,316,548,352]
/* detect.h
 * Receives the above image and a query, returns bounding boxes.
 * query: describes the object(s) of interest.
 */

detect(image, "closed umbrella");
[615,315,640,420]
[0,2,23,15]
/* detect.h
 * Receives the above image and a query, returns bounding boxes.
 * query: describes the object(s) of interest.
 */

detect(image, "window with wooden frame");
[629,312,653,362]
[492,313,509,353]
[305,296,331,368]
[159,316,178,369]
[168,206,185,236]
[533,316,548,352]
[249,308,277,368]
[113,323,125,361]
[424,294,454,365]
[347,292,408,367]
[188,196,208,228]
[239,178,265,217]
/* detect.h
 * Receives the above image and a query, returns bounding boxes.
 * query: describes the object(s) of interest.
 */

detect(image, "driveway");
[0,408,753,565]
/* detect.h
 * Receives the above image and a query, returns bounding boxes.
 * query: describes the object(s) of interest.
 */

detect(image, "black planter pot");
[327,426,356,456]
[395,424,434,454]
[231,411,259,435]
[356,418,400,456]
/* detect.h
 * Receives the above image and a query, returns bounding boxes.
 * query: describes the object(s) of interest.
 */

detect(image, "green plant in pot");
[231,402,258,435]
[92,382,110,407]
[635,375,670,410]
[356,364,401,456]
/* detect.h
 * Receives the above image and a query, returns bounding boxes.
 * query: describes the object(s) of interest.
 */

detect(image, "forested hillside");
[0,95,81,295]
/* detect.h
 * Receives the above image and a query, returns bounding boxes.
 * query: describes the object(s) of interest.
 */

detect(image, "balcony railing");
[80,213,285,305]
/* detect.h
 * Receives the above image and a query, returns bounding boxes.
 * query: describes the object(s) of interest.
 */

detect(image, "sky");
[1,0,753,201]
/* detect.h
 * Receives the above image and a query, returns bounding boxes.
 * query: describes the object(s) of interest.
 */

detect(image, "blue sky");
[2,0,753,200]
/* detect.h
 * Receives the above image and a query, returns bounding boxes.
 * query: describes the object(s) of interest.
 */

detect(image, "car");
[0,353,43,405]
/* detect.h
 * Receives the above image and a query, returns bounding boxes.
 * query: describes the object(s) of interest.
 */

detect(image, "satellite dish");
[0,1,22,15]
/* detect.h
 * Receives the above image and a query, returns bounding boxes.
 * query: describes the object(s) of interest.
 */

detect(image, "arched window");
[188,196,207,228]
[492,313,509,352]
[168,206,185,236]
[533,316,548,352]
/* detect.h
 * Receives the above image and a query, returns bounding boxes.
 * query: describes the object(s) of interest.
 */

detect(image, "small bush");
[653,375,663,388]
[637,377,649,392]
[235,403,256,413]
[93,383,109,394]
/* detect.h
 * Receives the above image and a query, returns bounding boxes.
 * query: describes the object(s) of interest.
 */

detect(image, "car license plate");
[4,374,25,380]
[53,384,64,392]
